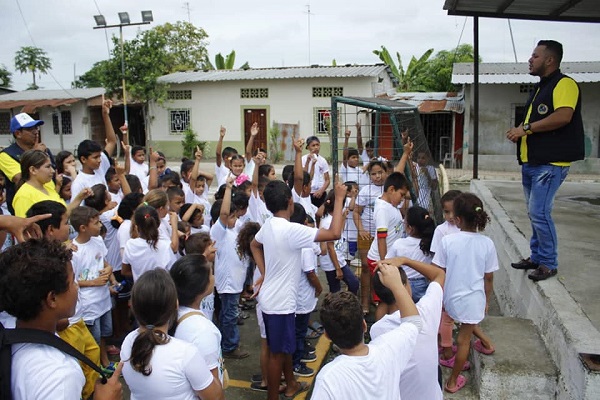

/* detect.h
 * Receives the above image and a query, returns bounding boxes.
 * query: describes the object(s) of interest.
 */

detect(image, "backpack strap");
[3,328,108,384]
[177,311,204,325]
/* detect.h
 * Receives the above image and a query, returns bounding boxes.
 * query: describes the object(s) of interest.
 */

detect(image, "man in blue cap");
[0,112,54,214]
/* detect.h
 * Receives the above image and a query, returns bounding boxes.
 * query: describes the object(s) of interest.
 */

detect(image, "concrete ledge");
[472,180,600,399]
[473,316,557,399]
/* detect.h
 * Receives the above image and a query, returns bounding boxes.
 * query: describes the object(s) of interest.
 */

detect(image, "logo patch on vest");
[538,104,549,115]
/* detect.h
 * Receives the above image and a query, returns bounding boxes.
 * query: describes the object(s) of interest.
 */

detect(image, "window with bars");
[240,88,269,98]
[519,84,536,93]
[0,112,11,135]
[52,111,73,135]
[312,87,343,97]
[167,90,192,100]
[170,109,191,134]
[313,107,341,134]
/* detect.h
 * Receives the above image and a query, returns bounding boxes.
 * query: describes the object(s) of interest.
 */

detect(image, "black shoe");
[511,257,539,270]
[301,352,317,363]
[305,341,316,355]
[528,265,557,281]
[223,347,249,359]
[293,364,315,377]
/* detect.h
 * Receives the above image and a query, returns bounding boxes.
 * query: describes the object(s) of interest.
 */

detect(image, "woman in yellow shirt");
[12,150,89,217]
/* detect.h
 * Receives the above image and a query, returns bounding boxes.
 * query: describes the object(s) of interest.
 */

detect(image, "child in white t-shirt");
[70,206,119,370]
[341,128,370,190]
[122,205,175,281]
[248,153,272,225]
[250,142,347,399]
[144,189,179,256]
[342,182,359,263]
[312,265,422,400]
[432,193,498,394]
[128,145,149,185]
[120,268,223,400]
[171,254,225,386]
[386,206,436,303]
[301,136,330,208]
[186,146,214,203]
[292,142,318,222]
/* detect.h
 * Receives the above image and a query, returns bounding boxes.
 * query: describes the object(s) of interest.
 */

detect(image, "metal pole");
[119,25,128,128]
[473,16,479,180]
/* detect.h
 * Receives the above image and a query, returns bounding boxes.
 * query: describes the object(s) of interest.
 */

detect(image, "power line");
[92,0,112,57]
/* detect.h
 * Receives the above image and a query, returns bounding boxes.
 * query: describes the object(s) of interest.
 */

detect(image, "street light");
[93,11,153,128]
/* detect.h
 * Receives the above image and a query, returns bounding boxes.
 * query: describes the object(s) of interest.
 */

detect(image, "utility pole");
[183,2,191,23]
[305,4,314,65]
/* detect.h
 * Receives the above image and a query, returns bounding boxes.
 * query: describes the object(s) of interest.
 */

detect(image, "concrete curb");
[472,180,600,399]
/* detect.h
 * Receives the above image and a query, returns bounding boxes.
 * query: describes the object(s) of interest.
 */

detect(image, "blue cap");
[10,113,44,133]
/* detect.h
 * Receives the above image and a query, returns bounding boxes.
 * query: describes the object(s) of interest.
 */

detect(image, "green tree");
[205,50,250,70]
[0,65,11,87]
[419,44,477,92]
[14,46,51,90]
[373,45,433,91]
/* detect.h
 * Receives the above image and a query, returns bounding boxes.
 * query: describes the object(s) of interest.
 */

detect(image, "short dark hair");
[320,292,364,350]
[365,139,374,148]
[125,174,143,193]
[210,199,223,224]
[290,202,307,224]
[232,191,249,210]
[373,266,408,305]
[347,148,359,159]
[538,40,563,64]
[26,200,67,234]
[180,203,202,223]
[170,254,212,307]
[131,145,145,157]
[384,172,409,191]
[222,146,238,159]
[85,183,108,211]
[258,164,274,178]
[159,172,182,188]
[184,232,212,255]
[77,139,102,162]
[0,238,72,321]
[112,192,145,228]
[167,186,185,200]
[282,165,294,183]
[440,189,462,204]
[70,206,100,232]
[180,160,194,176]
[105,167,117,183]
[264,180,292,214]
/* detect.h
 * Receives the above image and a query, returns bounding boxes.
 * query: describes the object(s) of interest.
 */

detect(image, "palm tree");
[373,46,433,92]
[14,46,51,90]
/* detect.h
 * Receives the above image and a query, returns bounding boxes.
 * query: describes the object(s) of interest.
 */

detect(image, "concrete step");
[472,316,558,399]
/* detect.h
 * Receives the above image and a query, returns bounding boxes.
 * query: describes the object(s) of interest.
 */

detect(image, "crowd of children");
[0,109,501,399]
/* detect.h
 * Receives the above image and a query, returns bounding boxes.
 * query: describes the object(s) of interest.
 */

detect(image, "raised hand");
[220,126,226,138]
[250,122,259,136]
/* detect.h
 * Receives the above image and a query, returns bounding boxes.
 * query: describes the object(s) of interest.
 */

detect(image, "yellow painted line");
[227,379,251,389]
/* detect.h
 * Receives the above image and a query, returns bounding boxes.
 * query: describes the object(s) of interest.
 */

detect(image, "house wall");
[0,104,91,154]
[149,74,391,159]
[461,82,600,173]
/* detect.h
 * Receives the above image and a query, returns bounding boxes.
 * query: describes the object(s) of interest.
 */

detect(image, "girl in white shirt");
[431,193,498,394]
[387,206,435,303]
[121,268,224,400]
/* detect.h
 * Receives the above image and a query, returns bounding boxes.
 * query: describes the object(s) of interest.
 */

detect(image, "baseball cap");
[10,113,44,133]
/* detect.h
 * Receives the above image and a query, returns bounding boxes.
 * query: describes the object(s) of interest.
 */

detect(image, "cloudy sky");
[2,0,600,91]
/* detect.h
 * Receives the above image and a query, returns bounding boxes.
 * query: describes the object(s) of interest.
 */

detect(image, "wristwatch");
[523,123,533,135]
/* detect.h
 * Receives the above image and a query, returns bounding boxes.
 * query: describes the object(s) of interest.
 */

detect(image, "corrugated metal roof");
[158,65,391,84]
[452,62,600,84]
[0,88,105,101]
[390,91,465,113]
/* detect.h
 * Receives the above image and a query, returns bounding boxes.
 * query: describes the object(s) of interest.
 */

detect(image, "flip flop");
[444,374,467,393]
[473,339,495,355]
[439,354,471,371]
[280,381,309,399]
[438,344,458,354]
[309,321,324,334]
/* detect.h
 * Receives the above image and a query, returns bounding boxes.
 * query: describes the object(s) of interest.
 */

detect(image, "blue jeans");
[522,164,569,270]
[219,292,241,353]
[293,313,310,368]
[325,264,359,295]
[409,277,429,303]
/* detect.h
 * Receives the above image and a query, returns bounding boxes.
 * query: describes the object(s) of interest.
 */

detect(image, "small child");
[311,265,422,399]
[167,186,186,216]
[292,138,318,221]
[215,125,239,187]
[105,167,123,205]
[386,206,435,303]
[122,205,175,281]
[301,136,330,208]
[180,203,208,234]
[258,164,277,180]
[128,145,148,185]
[414,151,438,212]
[191,176,213,226]
[186,146,214,203]
[341,128,370,189]
[342,181,359,263]
[170,254,225,386]
[59,175,72,203]
[434,193,498,393]
[70,206,118,371]
[144,189,179,255]
[184,232,218,321]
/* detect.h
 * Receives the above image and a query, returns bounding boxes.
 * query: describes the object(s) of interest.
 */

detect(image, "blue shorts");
[347,241,357,258]
[86,310,113,344]
[262,312,296,354]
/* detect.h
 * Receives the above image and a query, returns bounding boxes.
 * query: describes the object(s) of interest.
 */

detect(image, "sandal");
[439,355,470,371]
[444,375,467,393]
[280,381,309,399]
[438,344,457,354]
[309,321,324,334]
[473,339,495,355]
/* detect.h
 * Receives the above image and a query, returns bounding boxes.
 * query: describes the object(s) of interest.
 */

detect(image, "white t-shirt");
[430,221,460,256]
[100,208,121,272]
[121,330,214,400]
[367,198,405,261]
[370,283,444,400]
[200,293,215,322]
[343,197,358,243]
[360,149,370,166]
[215,163,230,188]
[122,237,174,281]
[194,195,212,227]
[312,318,420,400]
[297,245,320,314]
[118,220,132,253]
[11,342,85,399]
[175,306,224,384]
[356,184,384,236]
[210,220,246,294]
[248,192,272,225]
[292,189,318,221]
[433,231,499,324]
[70,152,111,202]
[301,154,330,193]
[129,157,149,184]
[340,164,370,189]
[109,190,123,205]
[254,217,318,314]
[72,236,112,322]
[319,214,347,272]
[387,236,433,280]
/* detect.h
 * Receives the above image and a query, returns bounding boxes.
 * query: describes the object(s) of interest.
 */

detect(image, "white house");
[452,62,600,173]
[149,64,396,159]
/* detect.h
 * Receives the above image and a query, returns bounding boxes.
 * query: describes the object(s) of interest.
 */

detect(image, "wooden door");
[244,109,267,152]
[376,112,394,159]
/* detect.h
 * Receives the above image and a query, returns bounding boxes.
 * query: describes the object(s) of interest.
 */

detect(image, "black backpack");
[0,322,107,400]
